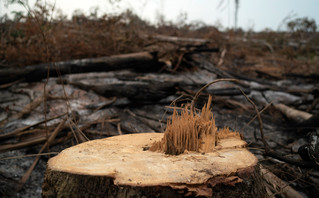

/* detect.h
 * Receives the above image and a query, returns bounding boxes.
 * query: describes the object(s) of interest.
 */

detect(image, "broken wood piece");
[117,123,122,135]
[260,165,303,198]
[217,48,227,67]
[148,34,210,46]
[273,103,312,123]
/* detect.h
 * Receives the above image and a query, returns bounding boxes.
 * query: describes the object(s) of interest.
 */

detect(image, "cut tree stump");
[42,133,267,197]
[42,96,268,197]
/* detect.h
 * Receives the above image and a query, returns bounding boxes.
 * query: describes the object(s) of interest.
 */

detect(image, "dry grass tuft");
[150,95,240,155]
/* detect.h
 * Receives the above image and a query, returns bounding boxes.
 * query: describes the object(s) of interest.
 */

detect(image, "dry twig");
[0,113,66,140]
[240,103,272,133]
[117,123,123,135]
[191,78,239,112]
[240,89,313,168]
[17,115,67,190]
[260,165,303,198]
[0,152,59,161]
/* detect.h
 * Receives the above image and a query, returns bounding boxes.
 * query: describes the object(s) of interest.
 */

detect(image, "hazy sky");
[1,0,319,31]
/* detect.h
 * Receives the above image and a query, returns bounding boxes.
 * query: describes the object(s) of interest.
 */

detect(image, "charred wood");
[0,52,162,85]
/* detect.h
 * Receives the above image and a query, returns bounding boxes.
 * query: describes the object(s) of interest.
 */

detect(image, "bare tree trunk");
[234,0,239,30]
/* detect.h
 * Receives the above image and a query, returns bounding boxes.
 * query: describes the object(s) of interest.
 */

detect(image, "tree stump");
[42,96,267,197]
[42,133,266,197]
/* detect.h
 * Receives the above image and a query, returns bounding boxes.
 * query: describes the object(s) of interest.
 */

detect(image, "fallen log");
[0,52,162,85]
[60,70,213,101]
[147,34,210,46]
[192,54,316,97]
[67,77,177,101]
